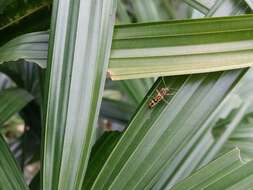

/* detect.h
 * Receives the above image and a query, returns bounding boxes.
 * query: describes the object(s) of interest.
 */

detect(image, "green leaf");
[109,15,253,80]
[201,99,252,165]
[89,69,246,190]
[0,88,33,126]
[83,132,122,189]
[160,67,253,188]
[214,106,253,161]
[42,0,117,190]
[171,148,253,190]
[0,135,29,190]
[0,88,33,190]
[156,131,214,190]
[0,31,48,68]
[3,15,253,81]
[201,68,253,162]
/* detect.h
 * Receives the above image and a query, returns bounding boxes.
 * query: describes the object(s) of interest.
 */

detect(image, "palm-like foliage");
[0,0,253,190]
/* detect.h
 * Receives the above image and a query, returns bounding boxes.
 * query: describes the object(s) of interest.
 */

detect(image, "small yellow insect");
[148,78,176,109]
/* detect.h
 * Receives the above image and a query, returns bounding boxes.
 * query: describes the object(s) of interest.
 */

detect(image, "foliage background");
[1,0,253,190]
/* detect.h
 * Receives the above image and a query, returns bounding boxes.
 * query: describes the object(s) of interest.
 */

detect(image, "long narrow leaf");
[3,15,253,80]
[42,1,117,190]
[109,15,253,80]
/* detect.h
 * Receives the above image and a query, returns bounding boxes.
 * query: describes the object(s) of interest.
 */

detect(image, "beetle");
[148,78,176,109]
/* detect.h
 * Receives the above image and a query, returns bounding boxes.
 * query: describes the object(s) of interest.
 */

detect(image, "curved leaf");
[0,31,48,68]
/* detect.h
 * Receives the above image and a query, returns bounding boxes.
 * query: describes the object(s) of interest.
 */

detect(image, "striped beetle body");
[148,88,170,108]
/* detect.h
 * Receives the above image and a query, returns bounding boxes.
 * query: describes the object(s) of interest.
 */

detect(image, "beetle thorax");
[160,88,169,96]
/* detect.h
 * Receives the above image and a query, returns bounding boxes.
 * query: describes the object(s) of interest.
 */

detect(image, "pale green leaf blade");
[109,15,253,80]
[2,15,253,81]
[42,1,117,190]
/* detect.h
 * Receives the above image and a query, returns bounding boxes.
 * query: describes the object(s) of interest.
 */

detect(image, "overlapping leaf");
[87,68,246,190]
[3,15,253,81]
[110,15,253,80]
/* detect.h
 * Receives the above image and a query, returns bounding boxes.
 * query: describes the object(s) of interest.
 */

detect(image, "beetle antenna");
[162,77,167,88]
